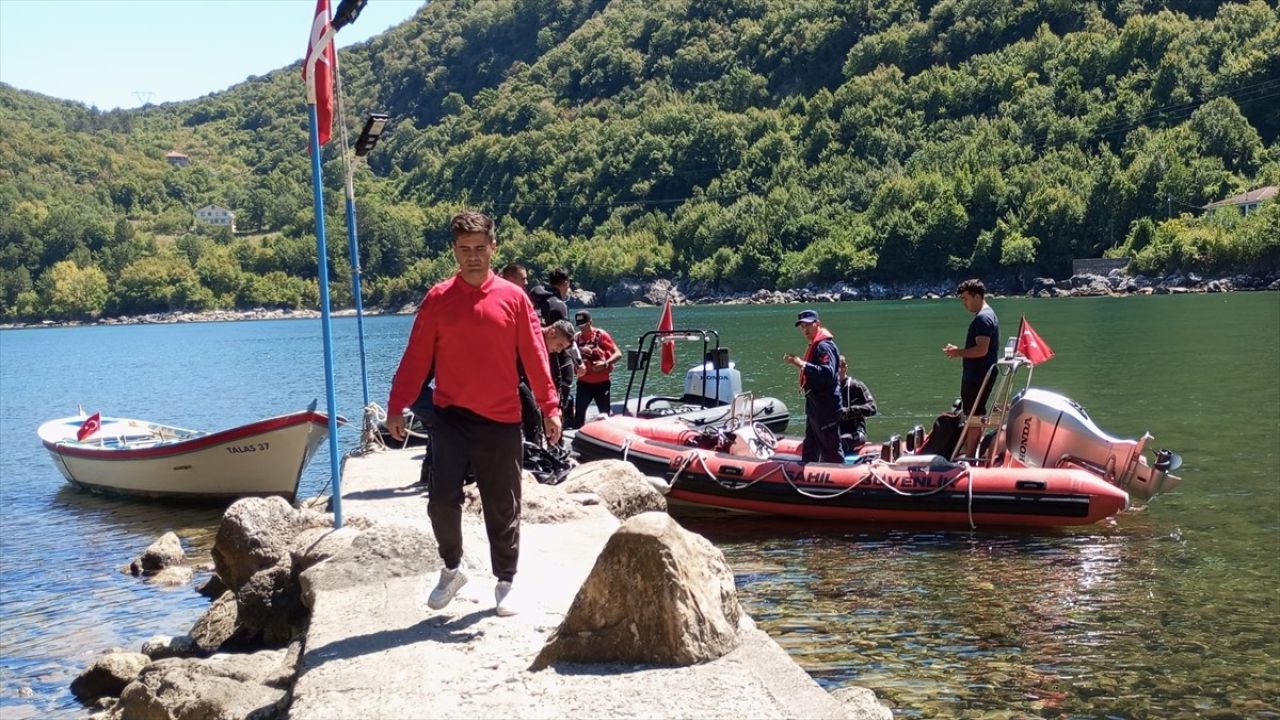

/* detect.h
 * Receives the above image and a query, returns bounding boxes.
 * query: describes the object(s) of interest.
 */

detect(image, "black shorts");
[961,378,990,417]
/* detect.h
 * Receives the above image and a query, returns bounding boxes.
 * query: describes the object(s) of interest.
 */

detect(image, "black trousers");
[427,406,523,582]
[517,381,541,442]
[572,380,611,428]
[802,396,844,463]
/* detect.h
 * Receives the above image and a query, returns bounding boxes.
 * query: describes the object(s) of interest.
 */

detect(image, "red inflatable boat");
[571,359,1182,528]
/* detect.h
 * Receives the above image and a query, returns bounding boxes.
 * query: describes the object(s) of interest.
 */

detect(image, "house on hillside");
[1202,186,1277,216]
[164,151,190,167]
[195,204,235,232]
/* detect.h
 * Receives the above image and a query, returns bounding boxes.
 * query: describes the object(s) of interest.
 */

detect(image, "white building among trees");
[1203,186,1277,216]
[195,204,236,232]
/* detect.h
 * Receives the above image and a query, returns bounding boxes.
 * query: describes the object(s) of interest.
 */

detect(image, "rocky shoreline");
[71,454,894,720]
[4,270,1277,330]
[592,269,1280,308]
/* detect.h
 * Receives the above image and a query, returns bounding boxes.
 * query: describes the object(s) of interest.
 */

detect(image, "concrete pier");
[288,448,880,719]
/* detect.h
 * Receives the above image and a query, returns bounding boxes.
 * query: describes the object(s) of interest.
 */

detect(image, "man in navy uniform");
[782,310,843,463]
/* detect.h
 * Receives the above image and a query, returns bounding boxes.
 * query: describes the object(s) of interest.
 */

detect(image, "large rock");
[560,460,667,520]
[1064,274,1111,296]
[460,471,587,524]
[188,591,242,655]
[130,532,186,576]
[831,686,895,720]
[141,635,197,661]
[71,652,150,703]
[107,648,293,720]
[149,566,194,587]
[288,526,360,574]
[235,565,304,646]
[533,512,740,669]
[197,573,227,599]
[213,497,333,592]
[299,524,437,608]
[603,277,684,306]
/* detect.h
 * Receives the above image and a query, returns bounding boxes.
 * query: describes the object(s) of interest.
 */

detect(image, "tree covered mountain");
[1,0,1277,320]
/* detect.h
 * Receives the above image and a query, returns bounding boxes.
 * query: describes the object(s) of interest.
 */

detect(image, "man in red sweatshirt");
[386,210,561,617]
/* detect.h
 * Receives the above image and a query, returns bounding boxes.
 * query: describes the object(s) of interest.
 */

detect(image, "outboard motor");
[683,361,743,406]
[1005,388,1181,501]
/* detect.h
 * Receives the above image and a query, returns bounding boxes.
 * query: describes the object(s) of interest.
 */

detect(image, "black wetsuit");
[837,376,877,448]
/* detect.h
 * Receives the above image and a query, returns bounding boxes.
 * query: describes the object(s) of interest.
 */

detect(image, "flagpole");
[342,150,370,409]
[328,41,370,409]
[305,32,344,529]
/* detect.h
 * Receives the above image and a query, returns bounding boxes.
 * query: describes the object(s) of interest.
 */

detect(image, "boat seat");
[891,454,960,472]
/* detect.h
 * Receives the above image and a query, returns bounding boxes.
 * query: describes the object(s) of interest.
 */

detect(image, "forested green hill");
[1,0,1277,320]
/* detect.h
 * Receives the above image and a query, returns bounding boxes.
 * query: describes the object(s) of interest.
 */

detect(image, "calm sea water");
[1,294,1277,718]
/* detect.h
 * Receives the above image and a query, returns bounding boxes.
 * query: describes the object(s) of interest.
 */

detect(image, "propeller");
[1154,449,1183,473]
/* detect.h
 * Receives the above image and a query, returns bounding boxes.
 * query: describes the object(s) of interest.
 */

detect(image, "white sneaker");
[494,580,520,617]
[426,565,468,610]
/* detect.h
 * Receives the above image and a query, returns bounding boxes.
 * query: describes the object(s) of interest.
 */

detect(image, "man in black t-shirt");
[943,278,999,456]
[527,268,575,428]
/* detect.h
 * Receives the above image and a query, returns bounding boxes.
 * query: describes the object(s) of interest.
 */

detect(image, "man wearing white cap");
[782,309,844,463]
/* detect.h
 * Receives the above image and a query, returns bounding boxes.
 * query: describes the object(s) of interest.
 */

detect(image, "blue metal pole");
[343,179,370,407]
[307,103,344,529]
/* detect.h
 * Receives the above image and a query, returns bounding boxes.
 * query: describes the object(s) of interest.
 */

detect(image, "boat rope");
[665,448,977,526]
[670,450,742,489]
[354,402,388,456]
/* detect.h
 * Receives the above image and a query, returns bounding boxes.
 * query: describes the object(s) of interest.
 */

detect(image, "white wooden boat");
[37,410,340,502]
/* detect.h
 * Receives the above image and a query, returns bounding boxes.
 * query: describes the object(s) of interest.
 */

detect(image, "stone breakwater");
[72,451,894,720]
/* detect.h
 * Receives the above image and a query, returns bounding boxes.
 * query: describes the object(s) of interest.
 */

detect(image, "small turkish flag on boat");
[1016,316,1055,365]
[658,299,676,374]
[76,412,102,441]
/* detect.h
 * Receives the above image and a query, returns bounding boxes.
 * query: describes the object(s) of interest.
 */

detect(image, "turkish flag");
[76,412,102,442]
[658,299,676,374]
[1016,316,1055,365]
[303,0,336,146]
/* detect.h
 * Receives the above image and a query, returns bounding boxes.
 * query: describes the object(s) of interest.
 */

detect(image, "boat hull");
[39,411,335,502]
[573,417,1129,528]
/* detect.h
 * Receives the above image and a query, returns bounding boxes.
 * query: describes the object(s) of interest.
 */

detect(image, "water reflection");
[0,488,220,717]
[687,516,1279,718]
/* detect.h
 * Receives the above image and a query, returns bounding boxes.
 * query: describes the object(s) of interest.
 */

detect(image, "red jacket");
[388,272,559,424]
[575,327,619,384]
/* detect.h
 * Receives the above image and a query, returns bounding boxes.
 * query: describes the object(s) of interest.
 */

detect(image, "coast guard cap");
[795,310,820,326]
[575,310,592,326]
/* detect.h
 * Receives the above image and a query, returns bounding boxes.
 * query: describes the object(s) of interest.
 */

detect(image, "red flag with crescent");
[1016,315,1055,365]
[76,412,102,441]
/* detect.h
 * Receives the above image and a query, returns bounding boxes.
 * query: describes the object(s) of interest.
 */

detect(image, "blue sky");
[0,0,423,111]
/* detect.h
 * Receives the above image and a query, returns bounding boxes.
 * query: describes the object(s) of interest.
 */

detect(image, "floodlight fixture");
[354,113,389,157]
[331,0,368,31]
